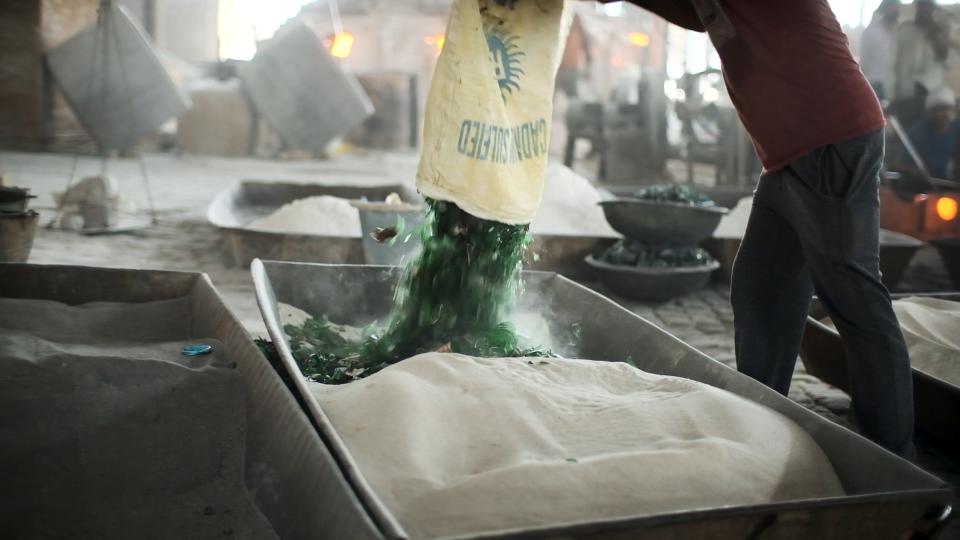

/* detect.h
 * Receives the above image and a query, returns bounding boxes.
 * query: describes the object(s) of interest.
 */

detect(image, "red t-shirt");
[630,0,885,173]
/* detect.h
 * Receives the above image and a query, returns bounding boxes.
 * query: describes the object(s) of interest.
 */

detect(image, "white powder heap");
[248,195,362,237]
[311,353,844,539]
[531,163,619,237]
[713,195,753,238]
[893,296,960,387]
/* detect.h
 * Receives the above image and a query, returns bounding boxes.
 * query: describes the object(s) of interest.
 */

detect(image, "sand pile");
[713,195,753,238]
[248,195,361,236]
[0,297,276,539]
[310,353,844,539]
[530,163,619,237]
[893,296,960,386]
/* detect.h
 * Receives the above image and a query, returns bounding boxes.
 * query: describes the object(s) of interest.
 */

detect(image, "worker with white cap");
[906,86,960,179]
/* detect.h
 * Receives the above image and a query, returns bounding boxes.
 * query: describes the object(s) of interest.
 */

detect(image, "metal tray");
[800,293,960,447]
[703,229,924,288]
[252,259,952,540]
[931,237,960,289]
[209,180,616,279]
[0,263,383,540]
[207,180,421,267]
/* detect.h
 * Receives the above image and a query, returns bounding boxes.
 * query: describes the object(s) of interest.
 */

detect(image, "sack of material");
[416,0,567,224]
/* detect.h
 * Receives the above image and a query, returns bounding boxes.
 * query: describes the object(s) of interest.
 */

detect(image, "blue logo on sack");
[484,22,524,100]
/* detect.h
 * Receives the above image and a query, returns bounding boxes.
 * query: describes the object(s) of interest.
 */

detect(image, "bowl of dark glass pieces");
[586,239,719,301]
[599,184,728,245]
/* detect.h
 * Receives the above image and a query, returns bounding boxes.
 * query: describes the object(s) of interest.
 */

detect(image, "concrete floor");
[4,149,958,537]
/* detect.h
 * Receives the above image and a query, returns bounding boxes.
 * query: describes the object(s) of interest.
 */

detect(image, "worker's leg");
[776,130,915,455]
[731,175,814,395]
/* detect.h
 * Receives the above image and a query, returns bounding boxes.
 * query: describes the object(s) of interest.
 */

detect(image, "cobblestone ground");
[596,281,960,539]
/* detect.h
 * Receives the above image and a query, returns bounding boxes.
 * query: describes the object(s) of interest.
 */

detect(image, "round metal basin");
[585,255,719,302]
[599,199,727,244]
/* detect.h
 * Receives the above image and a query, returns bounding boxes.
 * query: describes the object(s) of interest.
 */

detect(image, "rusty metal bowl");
[599,199,728,244]
[584,254,719,301]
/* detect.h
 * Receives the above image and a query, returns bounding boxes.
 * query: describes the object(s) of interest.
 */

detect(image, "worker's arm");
[601,0,705,32]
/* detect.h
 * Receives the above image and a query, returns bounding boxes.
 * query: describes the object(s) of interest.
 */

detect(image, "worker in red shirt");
[613,0,915,456]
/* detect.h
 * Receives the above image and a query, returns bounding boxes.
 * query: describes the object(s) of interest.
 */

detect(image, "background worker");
[891,0,951,129]
[607,0,916,456]
[860,0,901,101]
[904,86,960,181]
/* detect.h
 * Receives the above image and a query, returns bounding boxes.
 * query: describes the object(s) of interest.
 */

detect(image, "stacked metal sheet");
[46,5,190,152]
[238,22,374,156]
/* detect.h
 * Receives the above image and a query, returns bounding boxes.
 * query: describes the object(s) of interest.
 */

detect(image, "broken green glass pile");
[270,199,554,385]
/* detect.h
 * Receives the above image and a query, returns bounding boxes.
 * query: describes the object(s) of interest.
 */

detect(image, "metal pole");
[143,0,156,38]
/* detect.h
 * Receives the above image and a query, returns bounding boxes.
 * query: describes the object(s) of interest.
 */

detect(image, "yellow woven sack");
[416,0,567,224]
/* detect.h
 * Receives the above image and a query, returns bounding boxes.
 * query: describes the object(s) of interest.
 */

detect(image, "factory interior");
[1,0,960,538]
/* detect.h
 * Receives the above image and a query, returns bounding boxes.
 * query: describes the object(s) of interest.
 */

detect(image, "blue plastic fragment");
[181,344,213,356]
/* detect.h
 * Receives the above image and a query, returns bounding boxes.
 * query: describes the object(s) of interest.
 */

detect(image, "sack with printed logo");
[416,0,567,225]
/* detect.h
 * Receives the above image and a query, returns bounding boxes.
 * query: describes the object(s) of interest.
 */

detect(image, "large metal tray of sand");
[208,163,620,279]
[800,292,960,447]
[931,237,960,289]
[704,229,925,288]
[251,259,952,540]
[207,179,421,267]
[0,263,376,539]
[600,198,728,245]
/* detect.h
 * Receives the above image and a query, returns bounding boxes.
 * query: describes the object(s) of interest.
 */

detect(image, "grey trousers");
[731,129,915,456]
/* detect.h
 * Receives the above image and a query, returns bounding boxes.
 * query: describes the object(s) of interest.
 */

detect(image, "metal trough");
[931,237,960,289]
[209,180,616,279]
[584,254,719,301]
[252,259,952,540]
[0,263,380,540]
[207,180,421,267]
[703,229,924,288]
[800,293,960,447]
[600,199,728,245]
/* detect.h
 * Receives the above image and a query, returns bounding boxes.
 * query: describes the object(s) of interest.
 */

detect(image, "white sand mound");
[248,195,361,236]
[311,353,843,539]
[531,163,619,237]
[893,296,960,386]
[0,297,276,539]
[714,195,753,238]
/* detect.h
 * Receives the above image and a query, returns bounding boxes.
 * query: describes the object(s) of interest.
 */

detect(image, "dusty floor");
[4,149,958,537]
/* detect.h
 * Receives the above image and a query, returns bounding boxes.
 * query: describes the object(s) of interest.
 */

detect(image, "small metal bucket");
[0,210,39,263]
[355,201,425,266]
